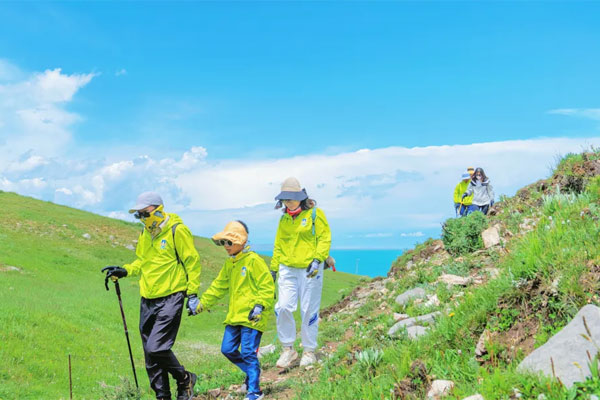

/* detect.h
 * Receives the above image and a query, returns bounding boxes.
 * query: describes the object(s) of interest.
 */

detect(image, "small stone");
[0,265,21,272]
[482,225,501,248]
[82,233,91,239]
[388,312,440,336]
[208,388,221,397]
[424,294,441,307]
[393,313,409,322]
[427,379,454,398]
[125,244,135,250]
[109,235,115,241]
[463,395,484,400]
[438,274,471,286]
[475,330,490,357]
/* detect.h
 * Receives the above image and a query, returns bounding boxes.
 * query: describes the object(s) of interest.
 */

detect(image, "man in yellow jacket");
[102,192,201,400]
[453,173,473,217]
[190,220,274,400]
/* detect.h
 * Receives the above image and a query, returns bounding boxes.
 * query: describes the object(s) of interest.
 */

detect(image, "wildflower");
[449,312,455,317]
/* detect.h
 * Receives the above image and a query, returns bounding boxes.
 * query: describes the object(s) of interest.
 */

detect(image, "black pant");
[140,291,187,399]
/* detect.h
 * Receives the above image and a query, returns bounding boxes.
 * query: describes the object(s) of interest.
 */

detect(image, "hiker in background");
[102,192,201,400]
[190,221,274,400]
[271,177,332,369]
[453,173,473,217]
[462,168,495,215]
[467,166,475,177]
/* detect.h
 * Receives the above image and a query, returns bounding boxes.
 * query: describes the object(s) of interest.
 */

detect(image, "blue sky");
[1,2,600,249]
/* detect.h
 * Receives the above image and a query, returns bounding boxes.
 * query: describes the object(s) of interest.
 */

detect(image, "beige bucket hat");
[274,177,308,201]
[212,221,248,246]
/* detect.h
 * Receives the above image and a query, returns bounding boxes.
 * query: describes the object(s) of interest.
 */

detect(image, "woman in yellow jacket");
[271,177,331,369]
[192,221,275,400]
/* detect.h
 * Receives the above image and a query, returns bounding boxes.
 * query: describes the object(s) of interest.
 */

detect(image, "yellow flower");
[449,312,455,317]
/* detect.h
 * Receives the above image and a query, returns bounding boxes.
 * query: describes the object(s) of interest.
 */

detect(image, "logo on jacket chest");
[301,218,307,226]
[160,239,167,250]
[241,266,247,277]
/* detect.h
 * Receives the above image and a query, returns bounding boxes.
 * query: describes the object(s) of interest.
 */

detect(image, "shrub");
[441,211,488,256]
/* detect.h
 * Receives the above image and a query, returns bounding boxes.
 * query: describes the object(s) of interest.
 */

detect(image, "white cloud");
[400,231,425,237]
[548,108,600,121]
[115,69,127,76]
[365,233,393,238]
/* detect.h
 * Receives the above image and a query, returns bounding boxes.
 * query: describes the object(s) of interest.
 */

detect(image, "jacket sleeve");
[270,217,283,272]
[251,256,275,311]
[453,183,461,203]
[464,182,474,197]
[200,264,230,309]
[174,224,202,296]
[123,232,144,277]
[314,208,332,262]
[487,182,495,203]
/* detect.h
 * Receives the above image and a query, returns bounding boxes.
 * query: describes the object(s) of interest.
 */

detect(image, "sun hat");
[461,173,471,179]
[467,167,475,175]
[274,177,308,201]
[128,192,163,213]
[212,221,248,246]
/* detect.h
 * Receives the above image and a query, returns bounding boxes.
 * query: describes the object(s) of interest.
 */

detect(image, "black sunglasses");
[215,239,233,246]
[134,210,151,219]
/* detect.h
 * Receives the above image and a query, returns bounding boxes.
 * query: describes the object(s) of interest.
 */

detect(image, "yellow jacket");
[270,207,331,272]
[123,214,201,299]
[453,181,473,206]
[200,250,275,332]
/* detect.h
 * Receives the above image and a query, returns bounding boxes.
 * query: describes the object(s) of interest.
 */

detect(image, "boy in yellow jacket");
[191,220,274,400]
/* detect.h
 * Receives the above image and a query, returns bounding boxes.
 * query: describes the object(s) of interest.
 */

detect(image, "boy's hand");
[248,304,264,322]
[270,271,277,282]
[187,295,202,316]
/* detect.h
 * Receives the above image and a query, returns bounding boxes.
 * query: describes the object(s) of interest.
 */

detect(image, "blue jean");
[466,204,489,215]
[221,325,263,395]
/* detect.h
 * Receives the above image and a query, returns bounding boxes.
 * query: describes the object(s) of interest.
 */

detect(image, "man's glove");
[187,294,201,316]
[306,259,320,278]
[102,266,127,290]
[270,271,277,282]
[461,193,467,200]
[248,304,264,322]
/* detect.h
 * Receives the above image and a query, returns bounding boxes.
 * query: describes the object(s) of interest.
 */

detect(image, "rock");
[125,244,135,250]
[207,388,221,397]
[393,313,409,322]
[395,287,427,306]
[475,330,490,357]
[438,274,471,286]
[388,312,441,335]
[406,260,415,270]
[427,379,454,398]
[517,304,600,388]
[481,225,501,248]
[258,344,276,358]
[484,267,500,278]
[109,235,115,241]
[82,233,91,239]
[0,265,21,272]
[424,294,441,307]
[407,326,429,339]
[462,395,484,400]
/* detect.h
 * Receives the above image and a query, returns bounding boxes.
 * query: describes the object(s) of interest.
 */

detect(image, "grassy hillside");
[268,151,600,399]
[0,192,363,400]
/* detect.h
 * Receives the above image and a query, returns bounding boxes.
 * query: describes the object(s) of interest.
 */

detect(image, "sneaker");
[244,392,264,400]
[176,371,197,400]
[300,351,317,367]
[276,347,298,368]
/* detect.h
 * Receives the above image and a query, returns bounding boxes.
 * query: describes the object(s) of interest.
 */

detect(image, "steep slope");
[242,151,600,400]
[0,192,362,400]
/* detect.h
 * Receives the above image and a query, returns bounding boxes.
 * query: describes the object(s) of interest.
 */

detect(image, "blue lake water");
[258,249,402,278]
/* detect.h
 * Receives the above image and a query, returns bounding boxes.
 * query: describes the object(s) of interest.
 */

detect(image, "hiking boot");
[276,347,298,368]
[300,351,317,367]
[176,371,197,400]
[244,392,264,400]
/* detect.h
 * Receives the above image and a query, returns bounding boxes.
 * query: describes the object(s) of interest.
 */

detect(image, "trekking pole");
[105,277,139,389]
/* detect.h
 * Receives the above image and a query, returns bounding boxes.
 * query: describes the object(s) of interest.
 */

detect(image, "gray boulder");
[388,311,441,336]
[518,304,600,388]
[407,326,429,339]
[395,287,426,306]
[481,225,500,248]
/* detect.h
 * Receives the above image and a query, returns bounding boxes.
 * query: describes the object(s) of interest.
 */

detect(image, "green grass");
[0,192,362,400]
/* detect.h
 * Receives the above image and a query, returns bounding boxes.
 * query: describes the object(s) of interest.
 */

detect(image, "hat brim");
[274,191,308,201]
[211,231,247,246]
[128,203,151,213]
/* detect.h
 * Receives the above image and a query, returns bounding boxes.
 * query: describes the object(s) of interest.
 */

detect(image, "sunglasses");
[133,210,151,219]
[215,239,233,246]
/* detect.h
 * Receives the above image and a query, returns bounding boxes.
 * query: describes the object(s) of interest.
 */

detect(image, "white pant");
[275,263,324,351]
